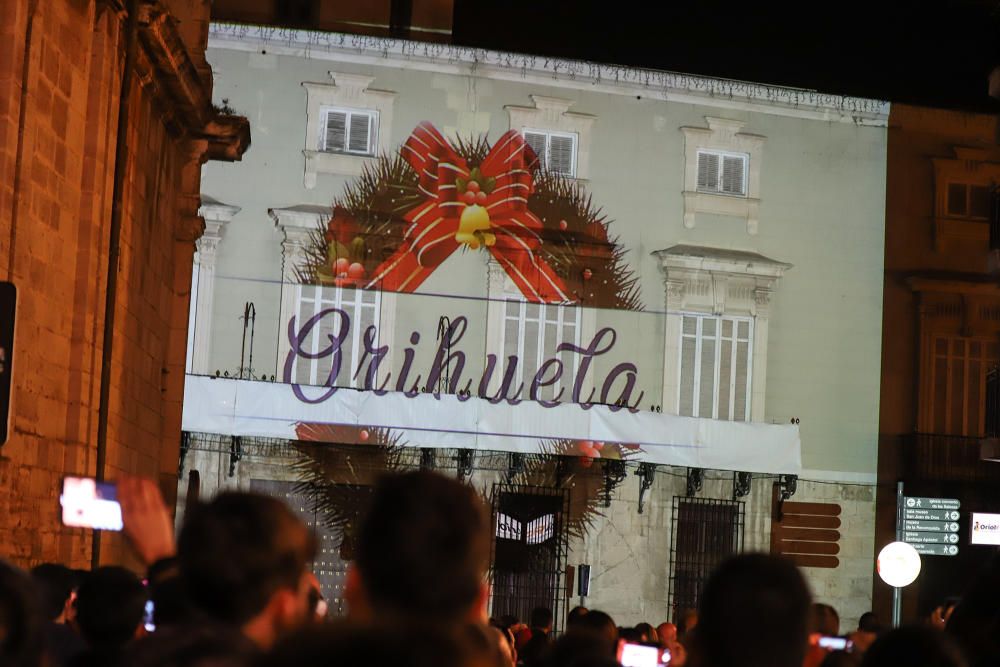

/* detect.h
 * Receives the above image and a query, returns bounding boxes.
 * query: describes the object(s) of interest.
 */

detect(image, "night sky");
[452,0,1000,112]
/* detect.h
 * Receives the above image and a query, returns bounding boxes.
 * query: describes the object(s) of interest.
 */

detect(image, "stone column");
[661,278,686,415]
[189,199,239,374]
[269,206,331,373]
[750,286,772,423]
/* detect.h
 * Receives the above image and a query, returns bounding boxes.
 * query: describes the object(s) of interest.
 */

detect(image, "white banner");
[182,375,801,474]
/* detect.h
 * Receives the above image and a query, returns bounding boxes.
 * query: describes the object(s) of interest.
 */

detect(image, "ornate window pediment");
[681,118,765,235]
[302,72,396,188]
[655,244,791,422]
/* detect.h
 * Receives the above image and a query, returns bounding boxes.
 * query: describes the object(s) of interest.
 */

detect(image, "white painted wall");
[190,26,886,627]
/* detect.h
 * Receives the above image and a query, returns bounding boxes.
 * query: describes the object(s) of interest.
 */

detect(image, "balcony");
[902,433,1000,484]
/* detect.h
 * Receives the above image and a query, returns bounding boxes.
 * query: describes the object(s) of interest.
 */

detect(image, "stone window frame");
[505,95,596,181]
[654,245,791,422]
[302,72,396,188]
[930,147,1000,250]
[270,205,398,384]
[681,117,765,235]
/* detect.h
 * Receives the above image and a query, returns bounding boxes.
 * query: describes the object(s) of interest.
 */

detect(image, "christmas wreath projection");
[297,121,641,309]
[291,122,646,543]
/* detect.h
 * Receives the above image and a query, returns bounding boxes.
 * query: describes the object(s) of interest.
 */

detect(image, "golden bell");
[455,204,495,249]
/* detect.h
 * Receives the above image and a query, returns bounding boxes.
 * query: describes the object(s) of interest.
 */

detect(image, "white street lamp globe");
[877,541,921,587]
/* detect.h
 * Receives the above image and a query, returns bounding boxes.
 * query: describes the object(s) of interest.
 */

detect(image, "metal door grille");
[250,479,372,617]
[489,484,570,633]
[668,496,745,619]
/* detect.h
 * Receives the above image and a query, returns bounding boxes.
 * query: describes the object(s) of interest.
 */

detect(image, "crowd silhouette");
[1,470,995,667]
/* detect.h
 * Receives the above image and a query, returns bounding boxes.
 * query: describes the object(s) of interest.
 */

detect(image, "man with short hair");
[176,492,317,649]
[518,606,554,666]
[30,564,85,666]
[0,560,47,667]
[345,470,491,624]
[691,553,811,667]
[118,479,317,659]
[71,566,147,667]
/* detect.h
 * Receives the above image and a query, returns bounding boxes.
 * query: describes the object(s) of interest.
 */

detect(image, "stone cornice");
[653,245,792,279]
[208,22,889,125]
[134,3,250,161]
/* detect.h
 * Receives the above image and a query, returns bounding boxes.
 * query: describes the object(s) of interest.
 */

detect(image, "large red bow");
[365,122,571,303]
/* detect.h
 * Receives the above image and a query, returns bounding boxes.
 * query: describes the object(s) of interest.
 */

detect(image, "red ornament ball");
[462,191,477,205]
[359,429,370,442]
[334,257,351,276]
[347,262,366,279]
[582,268,593,280]
[476,190,487,204]
[559,219,568,230]
[466,180,481,193]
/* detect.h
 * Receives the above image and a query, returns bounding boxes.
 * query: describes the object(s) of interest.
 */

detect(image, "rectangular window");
[928,335,1000,436]
[678,314,752,421]
[523,129,578,177]
[290,285,380,389]
[496,512,523,541]
[669,497,744,619]
[322,108,377,156]
[946,183,991,219]
[501,295,581,402]
[696,150,748,196]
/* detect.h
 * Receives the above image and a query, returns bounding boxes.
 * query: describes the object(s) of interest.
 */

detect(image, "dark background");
[453,0,1000,111]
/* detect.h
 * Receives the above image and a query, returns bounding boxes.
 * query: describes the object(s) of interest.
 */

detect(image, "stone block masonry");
[0,0,248,568]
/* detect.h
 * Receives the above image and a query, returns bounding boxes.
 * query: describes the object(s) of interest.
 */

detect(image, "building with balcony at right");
[877,103,1000,622]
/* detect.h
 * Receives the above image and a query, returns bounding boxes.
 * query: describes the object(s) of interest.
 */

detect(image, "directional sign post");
[891,483,962,628]
[901,496,961,556]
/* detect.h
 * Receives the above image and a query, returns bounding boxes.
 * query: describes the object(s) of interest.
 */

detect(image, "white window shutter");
[348,113,372,154]
[721,155,746,195]
[324,111,347,152]
[501,289,579,404]
[697,153,719,191]
[524,132,548,167]
[549,134,576,176]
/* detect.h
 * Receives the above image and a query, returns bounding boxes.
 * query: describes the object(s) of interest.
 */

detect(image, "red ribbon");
[365,122,571,303]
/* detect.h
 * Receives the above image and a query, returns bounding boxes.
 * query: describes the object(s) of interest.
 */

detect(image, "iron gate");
[489,484,570,632]
[668,496,745,620]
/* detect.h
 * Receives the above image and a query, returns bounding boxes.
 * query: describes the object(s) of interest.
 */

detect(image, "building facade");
[183,24,888,627]
[0,0,248,567]
[875,103,1000,622]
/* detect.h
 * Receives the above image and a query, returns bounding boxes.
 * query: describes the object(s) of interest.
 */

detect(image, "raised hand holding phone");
[117,476,176,565]
[60,476,123,531]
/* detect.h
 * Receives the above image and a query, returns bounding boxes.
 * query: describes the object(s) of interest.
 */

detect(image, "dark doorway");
[250,478,372,616]
[668,497,745,619]
[490,484,570,632]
